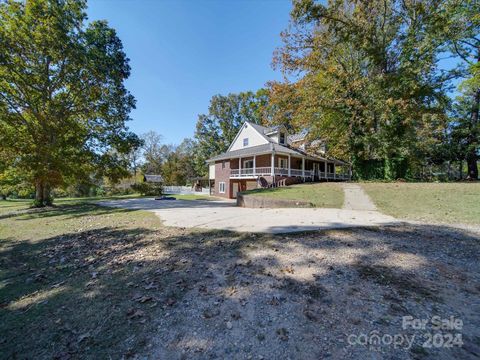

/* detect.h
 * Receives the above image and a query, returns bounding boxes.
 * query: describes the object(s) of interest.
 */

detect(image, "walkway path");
[342,183,378,211]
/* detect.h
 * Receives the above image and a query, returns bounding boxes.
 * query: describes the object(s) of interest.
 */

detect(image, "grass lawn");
[0,196,223,359]
[242,182,344,208]
[362,182,480,224]
[0,199,164,359]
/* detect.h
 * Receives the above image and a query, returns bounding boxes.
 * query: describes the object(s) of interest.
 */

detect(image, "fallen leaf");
[144,282,156,290]
[276,328,289,341]
[137,296,153,303]
[165,298,176,306]
[77,332,92,344]
[127,308,145,319]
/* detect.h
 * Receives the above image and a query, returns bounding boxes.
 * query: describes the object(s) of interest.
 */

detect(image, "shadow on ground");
[1,208,479,359]
[100,198,235,211]
[0,203,135,221]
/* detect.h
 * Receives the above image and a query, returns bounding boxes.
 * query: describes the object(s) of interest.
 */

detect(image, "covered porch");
[229,152,351,181]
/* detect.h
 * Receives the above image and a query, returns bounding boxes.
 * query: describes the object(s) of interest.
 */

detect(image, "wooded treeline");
[0,0,478,204]
[266,0,479,180]
[150,0,480,183]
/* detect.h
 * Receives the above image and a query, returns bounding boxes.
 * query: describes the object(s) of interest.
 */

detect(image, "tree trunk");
[466,152,478,179]
[466,86,479,180]
[34,180,52,207]
[35,181,45,207]
[467,50,480,180]
[459,160,463,180]
[43,183,52,206]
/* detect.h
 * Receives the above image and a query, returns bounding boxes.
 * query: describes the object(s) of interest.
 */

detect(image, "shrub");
[130,182,163,196]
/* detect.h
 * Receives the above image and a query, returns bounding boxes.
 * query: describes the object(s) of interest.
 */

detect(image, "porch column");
[324,160,328,179]
[239,157,242,178]
[302,157,305,177]
[271,153,275,176]
[333,163,336,180]
[288,154,291,176]
[253,155,256,176]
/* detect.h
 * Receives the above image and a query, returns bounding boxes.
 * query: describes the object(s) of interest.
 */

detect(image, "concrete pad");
[99,198,399,234]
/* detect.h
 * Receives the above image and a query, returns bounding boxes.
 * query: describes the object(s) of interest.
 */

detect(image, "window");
[219,182,226,194]
[222,161,226,169]
[278,158,287,168]
[243,138,249,147]
[243,160,253,168]
[279,132,285,144]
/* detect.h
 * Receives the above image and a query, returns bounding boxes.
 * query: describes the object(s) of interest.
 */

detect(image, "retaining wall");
[236,193,313,208]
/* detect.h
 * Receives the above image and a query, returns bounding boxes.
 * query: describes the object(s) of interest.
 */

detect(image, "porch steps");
[264,176,303,189]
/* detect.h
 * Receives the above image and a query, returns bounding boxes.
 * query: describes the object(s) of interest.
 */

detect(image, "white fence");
[163,186,210,195]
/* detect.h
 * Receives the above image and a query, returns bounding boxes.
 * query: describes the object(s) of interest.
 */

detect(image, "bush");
[130,182,163,196]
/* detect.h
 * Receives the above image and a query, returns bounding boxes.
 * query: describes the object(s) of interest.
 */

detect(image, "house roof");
[288,130,308,143]
[246,122,276,143]
[207,121,349,165]
[143,174,163,183]
[207,143,332,162]
[248,122,287,136]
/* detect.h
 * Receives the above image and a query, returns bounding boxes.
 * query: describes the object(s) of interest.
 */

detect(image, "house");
[206,122,351,199]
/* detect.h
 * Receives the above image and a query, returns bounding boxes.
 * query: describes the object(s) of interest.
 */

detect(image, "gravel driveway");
[145,224,480,359]
[95,197,480,359]
[99,197,399,233]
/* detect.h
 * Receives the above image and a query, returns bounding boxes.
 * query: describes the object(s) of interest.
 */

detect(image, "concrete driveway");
[99,197,399,234]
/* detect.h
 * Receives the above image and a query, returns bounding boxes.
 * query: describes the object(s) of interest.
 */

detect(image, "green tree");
[140,131,163,174]
[194,90,268,175]
[271,0,452,179]
[0,0,139,206]
[450,93,479,178]
[443,0,480,179]
[176,138,200,182]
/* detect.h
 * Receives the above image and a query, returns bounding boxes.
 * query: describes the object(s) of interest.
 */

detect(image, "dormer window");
[243,138,249,147]
[279,132,285,144]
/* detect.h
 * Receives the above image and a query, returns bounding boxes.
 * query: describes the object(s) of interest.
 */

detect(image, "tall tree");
[0,0,140,206]
[140,131,163,174]
[271,0,452,179]
[450,93,479,178]
[443,0,480,179]
[176,138,200,182]
[194,90,268,175]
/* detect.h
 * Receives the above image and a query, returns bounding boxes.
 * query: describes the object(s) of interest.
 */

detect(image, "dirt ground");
[1,203,479,359]
[145,224,480,359]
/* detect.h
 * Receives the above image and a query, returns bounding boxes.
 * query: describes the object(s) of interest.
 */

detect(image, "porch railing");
[230,167,351,180]
[230,167,271,177]
[230,167,314,178]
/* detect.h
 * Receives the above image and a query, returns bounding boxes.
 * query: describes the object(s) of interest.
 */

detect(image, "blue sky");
[87,0,293,144]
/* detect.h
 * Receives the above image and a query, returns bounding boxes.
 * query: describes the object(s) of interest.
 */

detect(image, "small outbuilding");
[143,174,163,183]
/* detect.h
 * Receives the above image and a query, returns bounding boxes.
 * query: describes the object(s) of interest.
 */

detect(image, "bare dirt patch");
[148,224,480,360]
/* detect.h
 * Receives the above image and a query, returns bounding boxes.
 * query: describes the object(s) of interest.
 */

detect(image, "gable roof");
[143,174,163,183]
[227,121,288,151]
[226,122,267,152]
[206,121,349,164]
[249,122,287,137]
